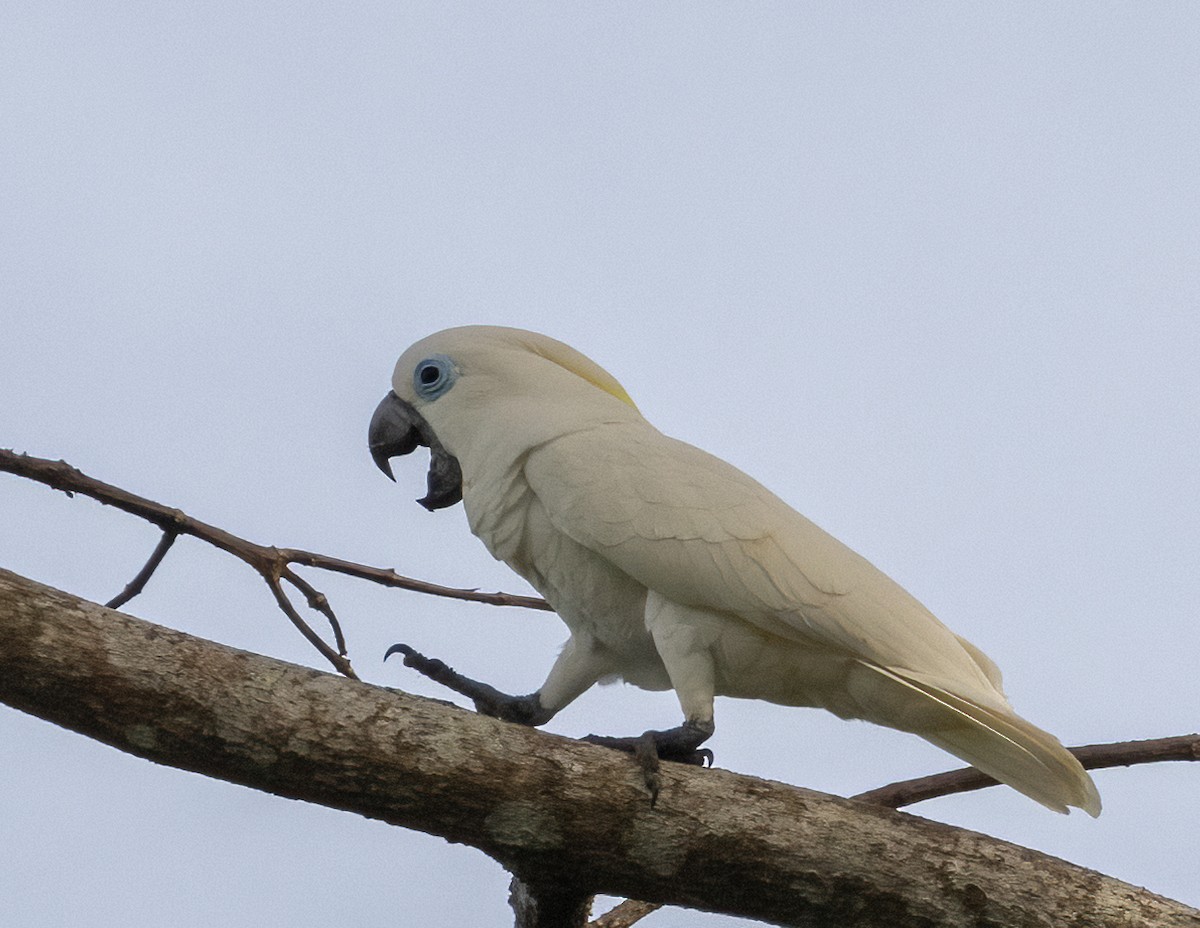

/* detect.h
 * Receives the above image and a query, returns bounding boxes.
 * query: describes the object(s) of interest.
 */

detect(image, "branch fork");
[1,449,547,680]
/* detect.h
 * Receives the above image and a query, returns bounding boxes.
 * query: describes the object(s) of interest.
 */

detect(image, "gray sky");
[2,4,1198,925]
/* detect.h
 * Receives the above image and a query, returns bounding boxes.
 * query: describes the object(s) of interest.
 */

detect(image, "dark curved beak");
[368,391,463,511]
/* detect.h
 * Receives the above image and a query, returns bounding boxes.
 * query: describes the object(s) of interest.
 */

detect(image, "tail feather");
[864,664,1101,816]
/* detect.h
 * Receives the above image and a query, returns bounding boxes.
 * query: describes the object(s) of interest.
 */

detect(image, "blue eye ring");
[413,355,458,400]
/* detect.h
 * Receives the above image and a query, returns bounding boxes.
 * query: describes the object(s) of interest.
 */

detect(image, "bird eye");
[413,355,457,399]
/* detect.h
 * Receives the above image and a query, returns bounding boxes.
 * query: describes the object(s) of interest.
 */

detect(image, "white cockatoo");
[369,325,1100,815]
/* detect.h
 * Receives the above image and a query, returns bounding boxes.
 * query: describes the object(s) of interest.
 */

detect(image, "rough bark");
[2,568,1197,928]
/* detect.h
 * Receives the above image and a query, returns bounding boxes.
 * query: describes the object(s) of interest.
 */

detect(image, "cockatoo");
[369,325,1100,815]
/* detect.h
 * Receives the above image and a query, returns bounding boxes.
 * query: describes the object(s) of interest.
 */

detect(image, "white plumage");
[378,324,1100,816]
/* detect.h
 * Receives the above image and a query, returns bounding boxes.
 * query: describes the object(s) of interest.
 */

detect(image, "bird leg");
[384,643,552,725]
[386,642,714,804]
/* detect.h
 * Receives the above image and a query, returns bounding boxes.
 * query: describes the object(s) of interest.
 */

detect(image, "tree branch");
[3,568,1197,928]
[0,449,550,679]
[854,735,1200,809]
[105,529,178,608]
[591,899,661,928]
[8,448,1200,926]
[589,740,1200,928]
[6,450,1199,924]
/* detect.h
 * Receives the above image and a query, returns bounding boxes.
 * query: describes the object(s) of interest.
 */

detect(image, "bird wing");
[522,421,1004,705]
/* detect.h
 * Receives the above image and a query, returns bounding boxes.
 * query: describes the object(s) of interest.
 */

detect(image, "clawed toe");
[583,733,713,767]
[384,643,551,726]
[582,721,715,804]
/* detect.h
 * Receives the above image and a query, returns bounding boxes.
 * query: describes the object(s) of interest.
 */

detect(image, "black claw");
[583,723,714,805]
[583,720,716,770]
[384,642,454,678]
[383,642,414,662]
[634,733,663,806]
[584,734,714,768]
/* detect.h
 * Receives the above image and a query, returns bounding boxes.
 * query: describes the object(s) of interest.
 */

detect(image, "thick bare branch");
[3,568,1197,928]
[602,738,1200,926]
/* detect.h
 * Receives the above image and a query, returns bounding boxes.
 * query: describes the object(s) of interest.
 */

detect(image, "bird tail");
[863,664,1101,816]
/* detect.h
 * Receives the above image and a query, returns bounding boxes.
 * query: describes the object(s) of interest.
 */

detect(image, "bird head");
[368,325,640,511]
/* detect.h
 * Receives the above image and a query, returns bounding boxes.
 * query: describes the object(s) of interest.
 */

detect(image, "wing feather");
[860,663,1100,815]
[523,422,1004,704]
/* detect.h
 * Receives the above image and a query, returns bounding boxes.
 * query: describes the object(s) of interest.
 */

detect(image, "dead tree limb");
[3,568,1198,928]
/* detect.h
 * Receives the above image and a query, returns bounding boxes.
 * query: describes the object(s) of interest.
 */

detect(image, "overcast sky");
[2,4,1198,925]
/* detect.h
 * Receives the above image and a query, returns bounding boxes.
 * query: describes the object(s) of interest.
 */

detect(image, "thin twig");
[266,575,358,679]
[1,449,549,678]
[281,548,551,610]
[282,567,348,655]
[106,529,178,609]
[853,734,1200,809]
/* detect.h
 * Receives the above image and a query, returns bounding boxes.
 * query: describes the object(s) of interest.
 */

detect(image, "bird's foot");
[583,720,715,806]
[384,643,551,725]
